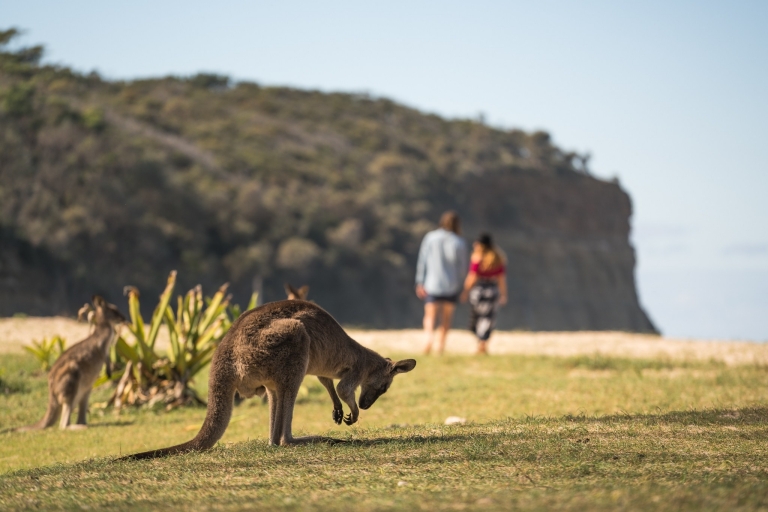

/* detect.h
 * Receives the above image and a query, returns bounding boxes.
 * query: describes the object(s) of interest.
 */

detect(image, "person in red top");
[460,233,507,354]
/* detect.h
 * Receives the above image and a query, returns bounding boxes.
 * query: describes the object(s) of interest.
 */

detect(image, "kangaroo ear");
[285,283,298,297]
[77,303,94,322]
[298,285,309,299]
[92,295,106,308]
[391,359,416,375]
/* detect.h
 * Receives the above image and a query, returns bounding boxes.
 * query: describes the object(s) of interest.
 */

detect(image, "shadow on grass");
[562,406,768,426]
[343,433,480,446]
[0,419,135,435]
[87,419,136,428]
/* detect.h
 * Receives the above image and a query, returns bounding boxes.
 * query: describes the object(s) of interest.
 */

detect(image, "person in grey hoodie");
[415,211,469,355]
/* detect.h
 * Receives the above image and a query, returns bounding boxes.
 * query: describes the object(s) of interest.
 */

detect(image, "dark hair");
[477,233,493,248]
[475,233,504,272]
[439,211,461,235]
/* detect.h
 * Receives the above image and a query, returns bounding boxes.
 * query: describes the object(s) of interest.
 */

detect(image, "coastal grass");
[1,350,767,510]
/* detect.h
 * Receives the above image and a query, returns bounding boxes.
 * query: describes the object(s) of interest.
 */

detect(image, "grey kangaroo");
[18,296,127,431]
[123,300,415,458]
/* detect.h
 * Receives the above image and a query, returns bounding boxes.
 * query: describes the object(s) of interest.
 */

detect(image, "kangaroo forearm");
[336,376,360,425]
[318,377,343,409]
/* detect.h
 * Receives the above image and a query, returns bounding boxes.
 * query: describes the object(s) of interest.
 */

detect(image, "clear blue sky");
[4,0,767,340]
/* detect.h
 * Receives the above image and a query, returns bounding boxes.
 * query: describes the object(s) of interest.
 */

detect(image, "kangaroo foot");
[332,409,343,425]
[66,424,88,431]
[343,413,358,426]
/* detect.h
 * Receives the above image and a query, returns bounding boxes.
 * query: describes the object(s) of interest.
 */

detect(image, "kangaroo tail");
[16,392,59,432]
[119,348,236,460]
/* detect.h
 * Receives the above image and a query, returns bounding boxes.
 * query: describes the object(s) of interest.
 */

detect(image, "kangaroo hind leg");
[73,389,91,428]
[279,379,345,446]
[266,388,281,446]
[56,372,81,430]
[59,400,73,429]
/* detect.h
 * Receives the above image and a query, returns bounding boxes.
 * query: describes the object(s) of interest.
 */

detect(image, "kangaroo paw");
[343,413,357,426]
[333,409,343,425]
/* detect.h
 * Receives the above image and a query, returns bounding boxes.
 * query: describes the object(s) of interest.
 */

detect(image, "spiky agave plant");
[23,335,67,372]
[104,271,257,410]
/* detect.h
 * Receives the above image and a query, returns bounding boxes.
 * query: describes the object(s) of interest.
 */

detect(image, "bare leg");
[422,302,437,354]
[318,377,344,425]
[436,302,456,355]
[476,341,489,355]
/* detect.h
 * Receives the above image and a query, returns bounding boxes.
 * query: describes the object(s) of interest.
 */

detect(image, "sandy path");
[352,330,768,366]
[1,317,766,366]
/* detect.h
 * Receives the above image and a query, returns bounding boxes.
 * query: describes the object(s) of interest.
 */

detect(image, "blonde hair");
[479,247,505,272]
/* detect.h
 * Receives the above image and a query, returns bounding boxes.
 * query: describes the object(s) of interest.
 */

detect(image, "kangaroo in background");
[123,300,415,458]
[17,296,127,431]
[284,283,310,300]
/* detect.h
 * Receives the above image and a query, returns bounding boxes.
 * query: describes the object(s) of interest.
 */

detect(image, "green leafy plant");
[105,270,257,410]
[23,335,67,371]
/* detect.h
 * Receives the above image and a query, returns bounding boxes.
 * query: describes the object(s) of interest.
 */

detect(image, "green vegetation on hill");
[0,29,653,331]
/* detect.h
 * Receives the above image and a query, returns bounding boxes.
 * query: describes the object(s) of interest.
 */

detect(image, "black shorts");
[425,293,460,304]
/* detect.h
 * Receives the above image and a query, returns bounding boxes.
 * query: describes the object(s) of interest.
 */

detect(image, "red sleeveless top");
[470,260,505,278]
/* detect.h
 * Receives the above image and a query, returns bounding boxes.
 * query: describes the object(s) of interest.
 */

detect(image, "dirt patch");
[0,317,169,354]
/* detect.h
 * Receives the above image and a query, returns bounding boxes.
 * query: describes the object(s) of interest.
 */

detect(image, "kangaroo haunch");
[17,296,127,431]
[123,300,416,458]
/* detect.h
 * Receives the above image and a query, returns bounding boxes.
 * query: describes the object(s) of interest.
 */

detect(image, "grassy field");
[1,349,768,510]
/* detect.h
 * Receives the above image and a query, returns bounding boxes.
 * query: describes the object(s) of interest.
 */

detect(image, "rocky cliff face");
[0,36,656,332]
[456,170,655,331]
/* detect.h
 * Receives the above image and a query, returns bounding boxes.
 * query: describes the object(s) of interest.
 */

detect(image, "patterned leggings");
[468,281,500,341]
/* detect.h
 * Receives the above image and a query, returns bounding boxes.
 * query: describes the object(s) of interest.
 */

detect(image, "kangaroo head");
[91,295,128,326]
[359,358,417,410]
[284,283,310,300]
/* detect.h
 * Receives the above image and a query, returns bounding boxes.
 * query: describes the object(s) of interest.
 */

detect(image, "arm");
[415,236,429,298]
[460,270,478,302]
[457,240,469,285]
[498,272,508,305]
[460,250,476,302]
